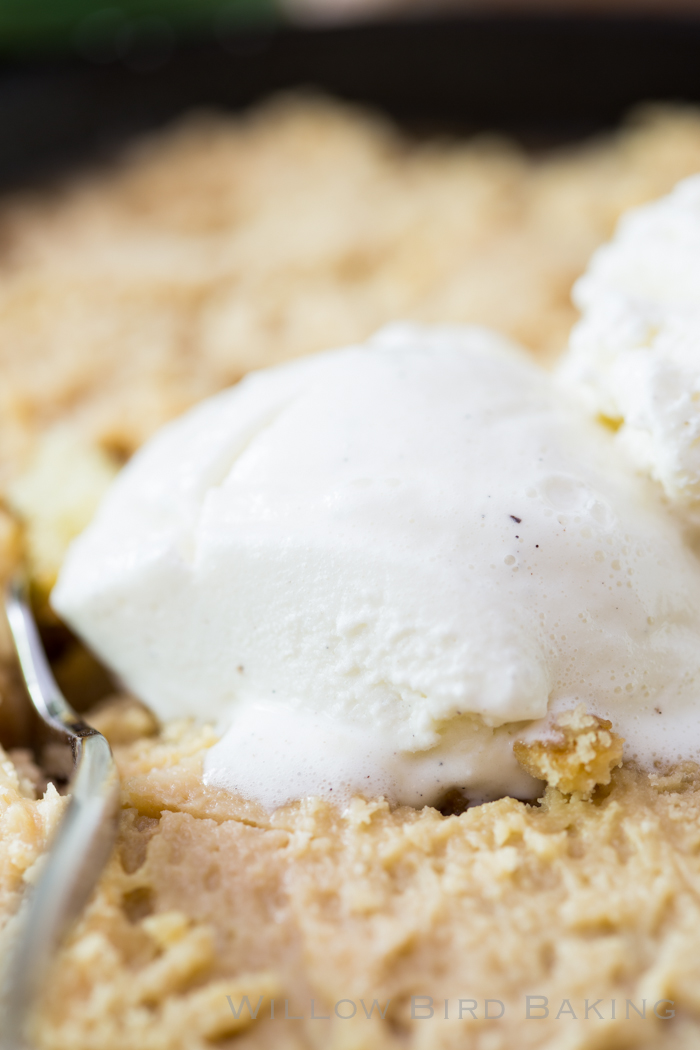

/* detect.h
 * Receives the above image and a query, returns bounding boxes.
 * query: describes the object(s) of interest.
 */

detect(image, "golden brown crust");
[22,721,700,1050]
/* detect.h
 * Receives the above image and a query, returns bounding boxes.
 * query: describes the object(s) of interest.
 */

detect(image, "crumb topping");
[514,705,624,797]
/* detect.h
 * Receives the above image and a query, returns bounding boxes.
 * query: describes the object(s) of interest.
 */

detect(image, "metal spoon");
[0,577,120,1050]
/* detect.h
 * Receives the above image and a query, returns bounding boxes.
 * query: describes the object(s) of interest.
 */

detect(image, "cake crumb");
[514,705,624,797]
[87,694,159,746]
[7,748,44,799]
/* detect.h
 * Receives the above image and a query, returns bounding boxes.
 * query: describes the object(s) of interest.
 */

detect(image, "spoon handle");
[0,578,121,1050]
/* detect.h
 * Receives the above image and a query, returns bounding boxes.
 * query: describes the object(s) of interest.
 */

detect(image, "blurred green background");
[0,0,279,55]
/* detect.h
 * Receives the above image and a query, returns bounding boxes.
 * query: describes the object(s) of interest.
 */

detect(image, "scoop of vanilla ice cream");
[52,323,700,809]
[559,174,700,505]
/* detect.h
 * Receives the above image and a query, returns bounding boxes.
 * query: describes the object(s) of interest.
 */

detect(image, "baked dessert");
[3,96,700,1050]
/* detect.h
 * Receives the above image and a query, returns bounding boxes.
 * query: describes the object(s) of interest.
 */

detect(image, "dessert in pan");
[2,96,700,1049]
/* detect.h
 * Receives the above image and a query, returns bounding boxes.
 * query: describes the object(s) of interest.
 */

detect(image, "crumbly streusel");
[27,714,700,1050]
